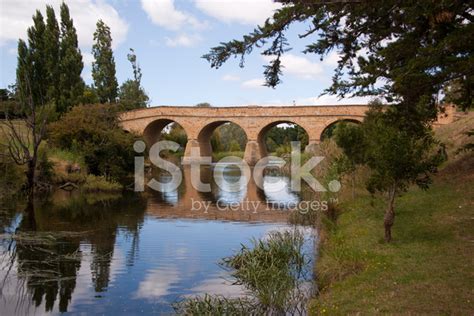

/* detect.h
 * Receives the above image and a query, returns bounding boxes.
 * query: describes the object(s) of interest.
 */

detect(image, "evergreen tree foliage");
[92,20,118,104]
[203,1,473,124]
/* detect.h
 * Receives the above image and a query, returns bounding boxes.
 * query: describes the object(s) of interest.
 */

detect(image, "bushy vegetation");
[176,230,312,315]
[0,152,24,199]
[48,104,137,182]
[82,174,122,192]
[309,113,474,314]
[266,124,308,153]
[334,104,446,242]
[173,295,259,315]
[212,150,243,162]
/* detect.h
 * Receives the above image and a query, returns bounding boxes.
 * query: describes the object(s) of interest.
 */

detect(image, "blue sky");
[0,0,370,106]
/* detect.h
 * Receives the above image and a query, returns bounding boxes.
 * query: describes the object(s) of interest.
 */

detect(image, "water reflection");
[0,164,317,314]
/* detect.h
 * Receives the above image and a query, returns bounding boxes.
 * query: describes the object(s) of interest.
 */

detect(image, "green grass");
[82,175,123,192]
[47,147,85,167]
[212,151,244,161]
[173,295,259,315]
[310,175,474,314]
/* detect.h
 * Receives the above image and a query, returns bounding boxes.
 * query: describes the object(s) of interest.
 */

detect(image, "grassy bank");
[310,115,474,314]
[311,176,473,314]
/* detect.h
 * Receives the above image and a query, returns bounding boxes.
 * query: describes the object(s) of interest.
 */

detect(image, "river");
[0,164,318,314]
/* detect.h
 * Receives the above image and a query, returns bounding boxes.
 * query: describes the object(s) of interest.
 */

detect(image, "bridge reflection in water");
[146,164,312,223]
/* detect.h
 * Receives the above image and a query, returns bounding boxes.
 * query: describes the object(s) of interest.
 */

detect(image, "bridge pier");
[305,140,321,155]
[182,139,211,164]
[243,140,263,166]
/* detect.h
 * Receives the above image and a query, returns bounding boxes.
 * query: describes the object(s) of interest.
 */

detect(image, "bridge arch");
[320,118,362,141]
[142,118,189,149]
[256,120,310,158]
[196,120,248,159]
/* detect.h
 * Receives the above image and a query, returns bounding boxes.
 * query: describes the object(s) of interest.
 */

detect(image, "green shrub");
[229,140,241,151]
[82,174,122,192]
[275,144,291,157]
[36,150,54,184]
[0,153,24,198]
[48,104,137,182]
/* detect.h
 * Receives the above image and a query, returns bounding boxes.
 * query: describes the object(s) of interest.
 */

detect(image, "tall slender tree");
[16,40,31,104]
[92,20,118,103]
[118,48,149,110]
[58,2,84,113]
[44,5,60,104]
[20,10,47,106]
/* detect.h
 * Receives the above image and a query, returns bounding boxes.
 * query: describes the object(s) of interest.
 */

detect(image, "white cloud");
[165,33,202,47]
[82,52,95,67]
[222,74,240,81]
[241,78,265,89]
[135,267,180,300]
[141,0,206,31]
[263,54,324,80]
[295,94,373,105]
[0,0,128,49]
[195,0,281,25]
[322,51,341,67]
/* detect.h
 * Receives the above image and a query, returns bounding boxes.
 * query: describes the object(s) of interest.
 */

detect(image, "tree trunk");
[384,185,396,242]
[25,158,36,207]
[23,200,37,231]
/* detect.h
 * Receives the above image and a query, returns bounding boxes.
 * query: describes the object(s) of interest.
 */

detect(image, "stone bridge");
[119,105,369,165]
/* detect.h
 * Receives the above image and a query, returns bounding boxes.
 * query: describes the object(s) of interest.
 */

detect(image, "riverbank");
[310,113,474,314]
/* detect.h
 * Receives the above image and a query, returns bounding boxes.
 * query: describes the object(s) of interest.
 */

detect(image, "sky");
[0,0,372,107]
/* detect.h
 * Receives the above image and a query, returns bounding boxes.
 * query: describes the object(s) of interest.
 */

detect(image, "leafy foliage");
[16,3,84,114]
[265,124,308,153]
[195,102,211,107]
[92,20,118,104]
[44,5,60,104]
[118,80,149,111]
[335,103,447,241]
[118,48,149,110]
[203,1,473,122]
[161,123,188,149]
[57,2,84,113]
[48,104,136,182]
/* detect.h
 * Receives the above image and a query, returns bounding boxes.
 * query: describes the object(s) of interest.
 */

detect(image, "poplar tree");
[118,48,149,110]
[58,2,84,113]
[92,20,118,103]
[20,10,47,106]
[44,5,60,104]
[8,10,52,205]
